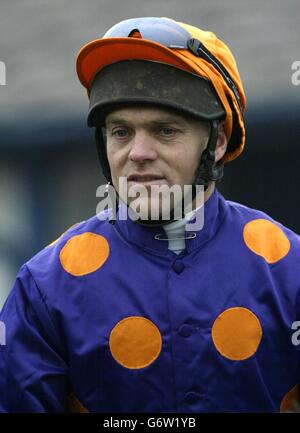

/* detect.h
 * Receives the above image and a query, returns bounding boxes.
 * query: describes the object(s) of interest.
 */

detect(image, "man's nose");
[128,131,157,163]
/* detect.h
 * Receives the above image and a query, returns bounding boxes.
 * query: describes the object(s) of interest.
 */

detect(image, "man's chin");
[124,197,183,222]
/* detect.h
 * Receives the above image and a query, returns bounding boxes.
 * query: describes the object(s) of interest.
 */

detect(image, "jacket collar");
[113,188,226,257]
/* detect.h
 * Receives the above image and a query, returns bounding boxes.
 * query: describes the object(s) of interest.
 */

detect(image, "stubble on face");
[105,107,210,221]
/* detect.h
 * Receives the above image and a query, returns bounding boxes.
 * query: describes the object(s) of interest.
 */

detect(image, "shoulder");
[218,193,300,265]
[25,210,114,278]
[222,193,299,237]
[1,210,116,326]
[224,195,281,223]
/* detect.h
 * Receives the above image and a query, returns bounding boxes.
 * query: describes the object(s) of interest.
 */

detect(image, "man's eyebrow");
[105,117,128,125]
[150,118,186,126]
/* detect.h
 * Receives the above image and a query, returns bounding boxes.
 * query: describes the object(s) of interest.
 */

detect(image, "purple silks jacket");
[0,189,299,413]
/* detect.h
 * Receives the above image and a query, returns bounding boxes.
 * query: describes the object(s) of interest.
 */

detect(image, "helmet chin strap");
[95,119,223,227]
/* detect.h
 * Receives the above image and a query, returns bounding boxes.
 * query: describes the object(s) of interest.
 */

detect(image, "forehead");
[105,106,194,126]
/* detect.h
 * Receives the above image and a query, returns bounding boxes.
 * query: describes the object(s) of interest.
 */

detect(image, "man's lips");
[127,174,166,185]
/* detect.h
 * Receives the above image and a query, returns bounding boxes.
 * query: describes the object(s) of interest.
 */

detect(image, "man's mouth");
[127,174,166,185]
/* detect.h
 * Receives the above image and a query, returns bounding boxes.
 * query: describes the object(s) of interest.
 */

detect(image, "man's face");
[105,106,210,220]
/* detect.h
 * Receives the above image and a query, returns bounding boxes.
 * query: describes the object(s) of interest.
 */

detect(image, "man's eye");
[160,127,176,136]
[112,129,129,138]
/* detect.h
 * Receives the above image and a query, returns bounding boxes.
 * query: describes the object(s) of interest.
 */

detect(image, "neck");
[161,183,215,254]
[184,181,215,214]
[204,182,215,203]
[116,182,216,228]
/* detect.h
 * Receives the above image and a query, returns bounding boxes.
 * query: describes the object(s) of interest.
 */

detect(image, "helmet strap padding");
[195,119,224,189]
[95,127,112,183]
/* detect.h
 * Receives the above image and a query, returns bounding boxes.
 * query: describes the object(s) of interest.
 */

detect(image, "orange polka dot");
[280,385,299,413]
[212,307,262,361]
[59,232,110,276]
[243,219,290,264]
[109,316,162,369]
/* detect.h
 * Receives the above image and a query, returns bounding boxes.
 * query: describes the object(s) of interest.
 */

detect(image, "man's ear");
[215,123,228,162]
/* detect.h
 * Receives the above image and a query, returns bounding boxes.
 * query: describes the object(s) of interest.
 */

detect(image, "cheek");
[173,146,203,183]
[106,146,123,176]
[167,152,193,184]
[183,143,201,164]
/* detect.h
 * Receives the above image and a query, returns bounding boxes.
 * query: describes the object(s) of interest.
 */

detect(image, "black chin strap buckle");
[196,119,224,186]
